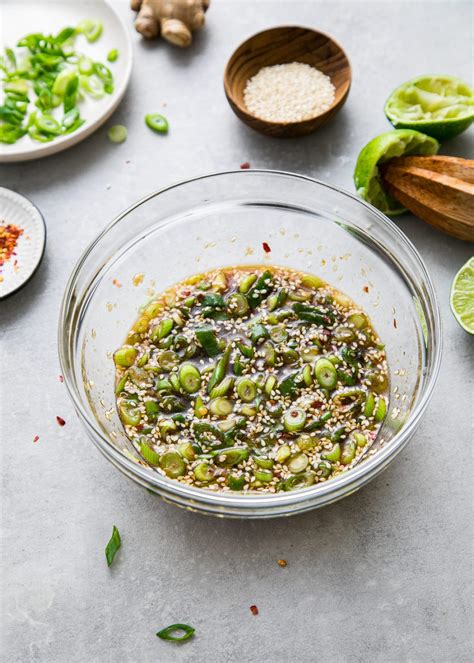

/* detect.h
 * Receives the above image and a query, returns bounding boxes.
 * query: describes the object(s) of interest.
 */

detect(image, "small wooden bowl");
[224,26,352,138]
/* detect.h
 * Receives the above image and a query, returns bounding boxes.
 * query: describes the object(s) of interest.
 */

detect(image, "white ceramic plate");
[0,0,132,162]
[0,187,46,299]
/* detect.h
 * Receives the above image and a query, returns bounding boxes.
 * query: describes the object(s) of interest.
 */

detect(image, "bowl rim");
[58,169,442,512]
[223,25,352,128]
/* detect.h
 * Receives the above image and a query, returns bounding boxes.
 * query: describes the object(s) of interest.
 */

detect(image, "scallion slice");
[107,124,127,143]
[105,525,121,567]
[145,113,169,134]
[156,623,195,642]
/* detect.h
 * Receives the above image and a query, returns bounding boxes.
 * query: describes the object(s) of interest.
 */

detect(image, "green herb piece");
[105,526,121,567]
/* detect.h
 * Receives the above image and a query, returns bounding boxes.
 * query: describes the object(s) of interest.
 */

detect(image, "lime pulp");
[353,129,439,215]
[450,257,474,335]
[384,75,474,141]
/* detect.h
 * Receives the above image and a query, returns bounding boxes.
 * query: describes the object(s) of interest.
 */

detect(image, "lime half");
[450,257,474,334]
[354,129,439,215]
[385,75,474,141]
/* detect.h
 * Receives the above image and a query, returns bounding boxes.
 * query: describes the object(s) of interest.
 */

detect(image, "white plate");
[0,187,46,299]
[0,0,132,162]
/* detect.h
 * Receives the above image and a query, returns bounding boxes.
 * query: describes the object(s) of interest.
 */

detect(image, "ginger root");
[131,0,210,47]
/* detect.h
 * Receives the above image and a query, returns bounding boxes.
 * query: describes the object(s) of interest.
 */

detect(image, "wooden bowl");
[224,26,352,138]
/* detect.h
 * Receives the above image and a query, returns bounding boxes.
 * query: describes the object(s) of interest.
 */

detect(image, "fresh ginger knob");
[131,0,210,47]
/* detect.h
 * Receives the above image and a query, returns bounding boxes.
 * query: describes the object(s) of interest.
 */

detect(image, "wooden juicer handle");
[379,155,474,242]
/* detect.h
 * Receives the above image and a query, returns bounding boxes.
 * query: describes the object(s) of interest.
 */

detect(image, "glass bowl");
[58,170,442,519]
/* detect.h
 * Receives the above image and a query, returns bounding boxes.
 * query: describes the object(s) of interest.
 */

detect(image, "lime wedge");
[353,129,439,215]
[385,75,474,141]
[450,257,474,334]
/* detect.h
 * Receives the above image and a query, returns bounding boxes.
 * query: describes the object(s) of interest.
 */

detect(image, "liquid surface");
[114,266,389,493]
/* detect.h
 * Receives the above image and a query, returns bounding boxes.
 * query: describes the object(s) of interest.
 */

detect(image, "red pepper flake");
[33,435,40,443]
[393,318,397,328]
[363,286,369,293]
[0,223,24,269]
[112,278,122,288]
[262,242,271,254]
[58,374,64,383]
[277,559,287,567]
[250,605,259,616]
[56,416,66,427]
[240,162,251,169]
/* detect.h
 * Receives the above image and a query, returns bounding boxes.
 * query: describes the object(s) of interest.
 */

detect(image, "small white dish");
[0,0,133,163]
[0,187,46,299]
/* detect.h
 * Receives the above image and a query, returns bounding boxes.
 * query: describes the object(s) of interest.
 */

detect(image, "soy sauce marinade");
[114,267,389,493]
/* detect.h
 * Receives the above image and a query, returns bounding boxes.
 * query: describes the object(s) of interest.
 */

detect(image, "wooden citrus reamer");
[379,155,474,242]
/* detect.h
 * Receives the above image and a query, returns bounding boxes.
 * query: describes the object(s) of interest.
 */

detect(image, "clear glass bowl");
[58,170,442,518]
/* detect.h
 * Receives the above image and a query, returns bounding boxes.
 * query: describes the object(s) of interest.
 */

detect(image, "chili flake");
[240,162,251,169]
[0,223,23,269]
[393,318,397,328]
[112,278,122,288]
[262,242,271,253]
[58,375,64,383]
[33,435,40,443]
[56,416,66,426]
[363,286,369,293]
[249,605,259,616]
[277,559,287,567]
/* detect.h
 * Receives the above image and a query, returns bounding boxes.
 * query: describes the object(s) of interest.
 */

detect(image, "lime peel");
[354,129,439,215]
[385,75,474,141]
[450,257,474,335]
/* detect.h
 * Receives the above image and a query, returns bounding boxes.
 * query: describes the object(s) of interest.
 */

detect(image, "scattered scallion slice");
[77,18,103,43]
[145,113,169,134]
[105,525,121,567]
[107,124,127,143]
[156,624,195,642]
[107,48,119,62]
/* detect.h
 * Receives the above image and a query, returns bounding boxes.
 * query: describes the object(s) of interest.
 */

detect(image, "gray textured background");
[1,1,473,662]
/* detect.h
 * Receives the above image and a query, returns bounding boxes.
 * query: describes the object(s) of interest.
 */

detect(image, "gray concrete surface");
[1,1,473,661]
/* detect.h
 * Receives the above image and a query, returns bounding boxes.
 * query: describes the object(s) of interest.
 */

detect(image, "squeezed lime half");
[385,75,474,140]
[353,129,439,215]
[450,257,474,335]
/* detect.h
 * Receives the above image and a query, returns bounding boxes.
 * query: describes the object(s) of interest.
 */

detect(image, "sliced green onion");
[322,443,341,463]
[194,462,215,482]
[114,345,137,367]
[283,407,306,432]
[209,397,233,417]
[77,18,103,43]
[287,453,309,473]
[375,396,387,422]
[314,358,337,389]
[156,624,195,642]
[140,440,161,466]
[78,56,94,75]
[239,273,257,293]
[107,124,127,144]
[107,48,119,62]
[80,74,105,99]
[62,107,80,129]
[195,327,220,357]
[179,363,201,393]
[236,377,257,402]
[145,113,169,134]
[105,525,121,567]
[160,451,185,478]
[227,292,249,317]
[227,473,246,490]
[36,114,61,135]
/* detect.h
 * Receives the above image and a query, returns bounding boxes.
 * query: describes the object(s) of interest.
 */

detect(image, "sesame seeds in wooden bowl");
[224,26,352,138]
